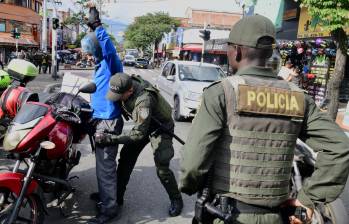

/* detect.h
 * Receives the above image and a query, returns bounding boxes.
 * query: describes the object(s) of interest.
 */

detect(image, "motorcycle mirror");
[40,141,56,150]
[78,82,96,94]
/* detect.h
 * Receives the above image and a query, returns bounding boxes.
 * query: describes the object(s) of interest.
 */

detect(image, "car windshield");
[178,65,226,82]
[125,56,134,60]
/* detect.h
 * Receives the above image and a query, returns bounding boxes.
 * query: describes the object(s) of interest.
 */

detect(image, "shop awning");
[0,35,38,46]
[182,44,202,52]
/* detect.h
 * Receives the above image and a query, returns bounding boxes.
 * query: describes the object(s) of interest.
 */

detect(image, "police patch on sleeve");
[237,85,305,117]
[137,107,150,123]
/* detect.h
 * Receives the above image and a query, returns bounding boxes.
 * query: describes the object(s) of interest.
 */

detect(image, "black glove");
[95,132,115,146]
[87,7,101,31]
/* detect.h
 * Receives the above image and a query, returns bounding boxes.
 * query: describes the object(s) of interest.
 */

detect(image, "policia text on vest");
[237,85,305,117]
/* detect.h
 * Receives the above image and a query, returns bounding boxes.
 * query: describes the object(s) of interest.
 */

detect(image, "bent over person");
[95,73,183,217]
[180,15,349,224]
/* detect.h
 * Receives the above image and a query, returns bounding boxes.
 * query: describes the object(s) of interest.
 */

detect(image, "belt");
[227,198,280,214]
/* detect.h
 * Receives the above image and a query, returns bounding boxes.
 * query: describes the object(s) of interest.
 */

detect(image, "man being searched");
[82,3,124,224]
[179,15,349,224]
[94,73,183,217]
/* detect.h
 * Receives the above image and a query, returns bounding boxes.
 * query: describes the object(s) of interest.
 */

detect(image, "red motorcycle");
[0,82,96,224]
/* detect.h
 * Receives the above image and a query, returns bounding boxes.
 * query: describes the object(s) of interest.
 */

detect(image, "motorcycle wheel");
[312,198,348,224]
[0,188,44,224]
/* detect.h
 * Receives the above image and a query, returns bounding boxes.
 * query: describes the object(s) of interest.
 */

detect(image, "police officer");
[83,3,124,224]
[179,15,349,224]
[95,73,183,217]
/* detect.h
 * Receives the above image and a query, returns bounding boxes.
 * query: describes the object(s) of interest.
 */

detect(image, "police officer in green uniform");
[179,15,349,224]
[95,72,183,217]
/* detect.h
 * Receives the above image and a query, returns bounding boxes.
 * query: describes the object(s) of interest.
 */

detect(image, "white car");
[156,61,226,121]
[123,55,136,66]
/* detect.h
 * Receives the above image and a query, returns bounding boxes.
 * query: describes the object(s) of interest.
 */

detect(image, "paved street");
[2,67,196,224]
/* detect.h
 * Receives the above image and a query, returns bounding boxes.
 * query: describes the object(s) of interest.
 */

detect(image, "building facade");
[158,8,241,62]
[0,0,42,63]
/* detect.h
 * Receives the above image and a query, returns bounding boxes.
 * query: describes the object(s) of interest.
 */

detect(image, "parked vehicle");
[125,49,139,58]
[123,55,136,66]
[135,58,149,69]
[0,82,96,224]
[156,61,226,121]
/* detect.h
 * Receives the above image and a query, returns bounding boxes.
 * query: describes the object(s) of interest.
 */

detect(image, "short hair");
[243,36,274,60]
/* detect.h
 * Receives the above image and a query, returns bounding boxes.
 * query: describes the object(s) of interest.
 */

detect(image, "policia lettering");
[238,85,305,117]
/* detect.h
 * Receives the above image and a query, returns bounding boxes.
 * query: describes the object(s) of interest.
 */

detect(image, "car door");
[167,63,177,105]
[156,62,172,103]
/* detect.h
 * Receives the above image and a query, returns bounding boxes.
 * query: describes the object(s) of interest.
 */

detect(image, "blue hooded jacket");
[91,26,123,119]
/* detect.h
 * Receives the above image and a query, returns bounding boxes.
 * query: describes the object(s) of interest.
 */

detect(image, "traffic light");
[11,28,20,39]
[52,18,59,30]
[199,29,211,41]
[10,29,15,38]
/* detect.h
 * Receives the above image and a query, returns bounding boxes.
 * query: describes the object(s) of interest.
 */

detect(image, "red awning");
[0,37,38,46]
[182,44,202,52]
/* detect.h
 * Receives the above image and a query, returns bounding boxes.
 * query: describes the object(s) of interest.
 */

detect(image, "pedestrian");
[47,53,52,74]
[179,15,349,224]
[82,3,124,224]
[277,59,294,81]
[41,53,48,74]
[0,58,4,70]
[95,73,183,217]
[34,51,42,74]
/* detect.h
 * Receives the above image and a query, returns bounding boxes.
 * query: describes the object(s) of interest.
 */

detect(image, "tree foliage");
[63,0,109,32]
[74,32,87,47]
[301,0,349,120]
[124,12,180,51]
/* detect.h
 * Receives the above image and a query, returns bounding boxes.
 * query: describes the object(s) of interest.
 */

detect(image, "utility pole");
[52,15,59,80]
[42,0,47,52]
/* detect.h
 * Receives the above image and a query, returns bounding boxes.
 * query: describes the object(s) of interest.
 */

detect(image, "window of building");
[34,1,41,13]
[0,20,5,32]
[9,21,32,34]
[3,0,27,7]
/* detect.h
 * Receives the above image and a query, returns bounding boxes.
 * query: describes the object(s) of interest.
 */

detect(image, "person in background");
[277,60,294,81]
[0,58,4,70]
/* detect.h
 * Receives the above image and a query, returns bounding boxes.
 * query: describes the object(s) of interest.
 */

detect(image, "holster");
[194,190,214,224]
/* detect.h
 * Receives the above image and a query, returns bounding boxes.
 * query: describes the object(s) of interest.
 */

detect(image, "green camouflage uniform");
[112,77,182,202]
[180,66,349,224]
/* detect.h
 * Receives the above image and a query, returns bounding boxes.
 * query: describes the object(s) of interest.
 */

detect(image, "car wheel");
[173,97,183,121]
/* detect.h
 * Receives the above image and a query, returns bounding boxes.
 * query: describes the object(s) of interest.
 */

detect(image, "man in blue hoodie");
[81,4,123,224]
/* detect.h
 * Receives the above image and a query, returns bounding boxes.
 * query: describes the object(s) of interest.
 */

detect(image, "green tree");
[74,32,86,47]
[301,0,349,120]
[124,12,180,51]
[64,0,109,32]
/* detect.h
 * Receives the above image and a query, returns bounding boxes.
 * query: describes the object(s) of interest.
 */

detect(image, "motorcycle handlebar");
[62,115,81,124]
[80,108,93,113]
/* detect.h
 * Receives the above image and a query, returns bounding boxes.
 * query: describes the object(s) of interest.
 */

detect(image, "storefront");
[204,38,229,73]
[277,7,349,105]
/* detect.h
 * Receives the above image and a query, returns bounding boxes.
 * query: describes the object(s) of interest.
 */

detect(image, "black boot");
[168,197,183,217]
[90,192,100,202]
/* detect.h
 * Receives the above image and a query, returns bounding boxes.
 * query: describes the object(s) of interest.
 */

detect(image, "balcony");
[0,2,41,25]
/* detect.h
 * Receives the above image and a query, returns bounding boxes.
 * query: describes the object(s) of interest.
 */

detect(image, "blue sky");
[58,0,242,40]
